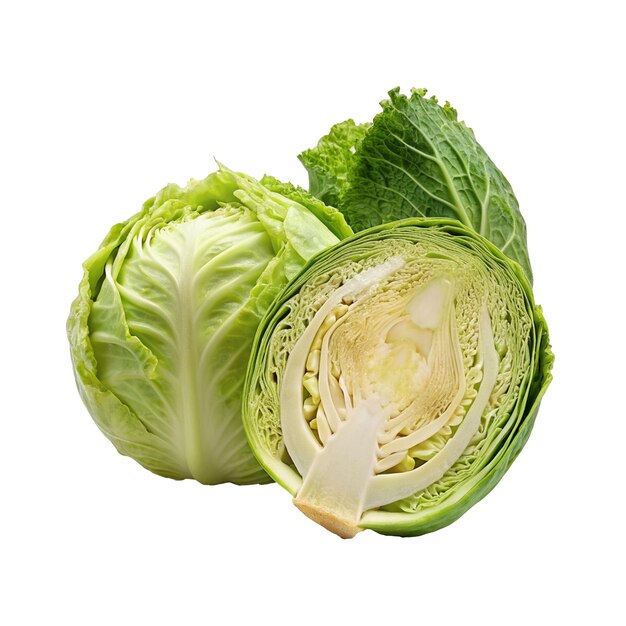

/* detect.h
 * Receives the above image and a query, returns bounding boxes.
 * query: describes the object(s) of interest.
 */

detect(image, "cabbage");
[243,219,553,536]
[67,165,352,485]
[299,88,533,283]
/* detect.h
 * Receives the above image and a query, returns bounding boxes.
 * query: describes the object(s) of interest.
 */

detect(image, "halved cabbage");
[243,219,552,536]
[67,165,351,485]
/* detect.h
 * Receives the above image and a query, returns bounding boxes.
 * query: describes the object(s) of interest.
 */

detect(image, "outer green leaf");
[260,175,352,242]
[299,88,533,283]
[298,120,369,208]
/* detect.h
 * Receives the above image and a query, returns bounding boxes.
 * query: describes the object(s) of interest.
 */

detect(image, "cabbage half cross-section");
[67,166,351,485]
[243,219,553,536]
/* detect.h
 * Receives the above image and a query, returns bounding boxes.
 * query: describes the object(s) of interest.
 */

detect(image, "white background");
[1,1,623,624]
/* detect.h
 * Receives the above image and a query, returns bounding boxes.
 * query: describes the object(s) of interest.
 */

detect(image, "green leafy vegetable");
[243,219,552,537]
[298,119,369,208]
[299,88,533,282]
[67,165,352,485]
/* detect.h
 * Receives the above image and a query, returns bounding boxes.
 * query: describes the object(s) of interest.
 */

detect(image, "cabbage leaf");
[299,88,533,282]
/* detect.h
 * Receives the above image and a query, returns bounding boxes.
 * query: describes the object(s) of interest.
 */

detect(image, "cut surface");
[281,258,498,534]
[243,221,547,537]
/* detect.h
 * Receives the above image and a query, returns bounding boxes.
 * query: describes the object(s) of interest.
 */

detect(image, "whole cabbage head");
[67,165,352,485]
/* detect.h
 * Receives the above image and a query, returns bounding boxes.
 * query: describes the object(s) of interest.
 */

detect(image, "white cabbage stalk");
[244,219,552,536]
